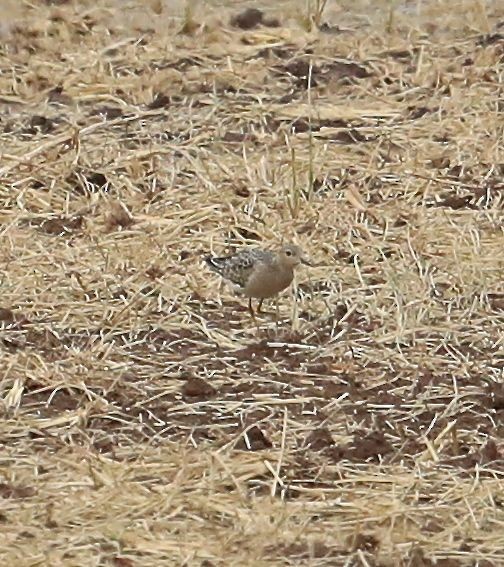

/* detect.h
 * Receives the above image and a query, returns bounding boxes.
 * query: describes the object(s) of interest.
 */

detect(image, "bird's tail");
[205,256,227,274]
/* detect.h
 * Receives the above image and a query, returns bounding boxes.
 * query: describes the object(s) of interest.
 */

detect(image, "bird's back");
[205,248,273,289]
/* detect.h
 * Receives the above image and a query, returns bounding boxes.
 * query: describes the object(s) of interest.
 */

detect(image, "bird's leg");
[257,299,264,314]
[248,298,259,331]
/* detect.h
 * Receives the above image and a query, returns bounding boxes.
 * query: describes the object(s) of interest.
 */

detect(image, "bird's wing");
[214,249,272,289]
[222,250,261,288]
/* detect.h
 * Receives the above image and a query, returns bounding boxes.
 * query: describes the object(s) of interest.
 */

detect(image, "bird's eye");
[285,250,292,256]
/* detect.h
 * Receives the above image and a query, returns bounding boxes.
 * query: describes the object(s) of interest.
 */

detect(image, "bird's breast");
[244,266,294,298]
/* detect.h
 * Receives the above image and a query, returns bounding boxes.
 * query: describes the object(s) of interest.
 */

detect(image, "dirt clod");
[231,8,265,30]
[181,376,217,399]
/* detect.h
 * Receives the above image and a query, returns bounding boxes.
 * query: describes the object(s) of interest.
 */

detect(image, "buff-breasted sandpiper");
[205,243,310,316]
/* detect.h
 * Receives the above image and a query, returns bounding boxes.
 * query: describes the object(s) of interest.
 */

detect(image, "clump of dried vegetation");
[0,0,503,565]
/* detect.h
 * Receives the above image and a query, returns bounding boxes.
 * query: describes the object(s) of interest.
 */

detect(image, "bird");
[205,243,310,317]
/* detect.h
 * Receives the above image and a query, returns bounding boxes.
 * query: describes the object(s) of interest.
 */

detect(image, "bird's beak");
[301,257,313,266]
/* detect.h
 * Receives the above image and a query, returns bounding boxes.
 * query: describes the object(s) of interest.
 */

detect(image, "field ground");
[1,0,503,565]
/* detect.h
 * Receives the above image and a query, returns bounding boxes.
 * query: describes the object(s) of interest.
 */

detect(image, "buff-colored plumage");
[205,243,310,316]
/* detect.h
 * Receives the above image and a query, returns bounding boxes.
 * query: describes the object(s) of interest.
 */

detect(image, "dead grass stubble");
[0,0,503,565]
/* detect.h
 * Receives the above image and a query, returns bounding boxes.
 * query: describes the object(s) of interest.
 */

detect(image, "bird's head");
[278,244,312,268]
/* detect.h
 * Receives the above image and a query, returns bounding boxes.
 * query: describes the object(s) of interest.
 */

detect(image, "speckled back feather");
[205,248,274,289]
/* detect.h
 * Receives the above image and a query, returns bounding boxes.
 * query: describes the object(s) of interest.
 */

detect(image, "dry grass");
[1,0,503,565]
